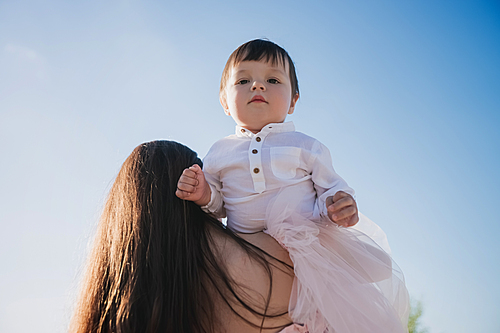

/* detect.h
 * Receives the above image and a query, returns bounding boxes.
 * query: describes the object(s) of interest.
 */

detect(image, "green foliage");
[408,299,428,333]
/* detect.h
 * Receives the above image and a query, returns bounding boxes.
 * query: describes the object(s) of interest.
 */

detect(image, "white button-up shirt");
[203,121,354,233]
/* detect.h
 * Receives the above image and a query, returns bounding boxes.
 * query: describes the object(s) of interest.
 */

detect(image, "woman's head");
[70,141,217,332]
[107,140,203,245]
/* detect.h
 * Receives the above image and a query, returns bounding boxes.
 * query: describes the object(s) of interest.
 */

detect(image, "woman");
[69,140,300,333]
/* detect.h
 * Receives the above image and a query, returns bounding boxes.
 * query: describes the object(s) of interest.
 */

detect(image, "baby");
[176,39,408,333]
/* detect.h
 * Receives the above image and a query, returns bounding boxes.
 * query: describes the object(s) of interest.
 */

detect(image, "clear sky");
[1,0,499,332]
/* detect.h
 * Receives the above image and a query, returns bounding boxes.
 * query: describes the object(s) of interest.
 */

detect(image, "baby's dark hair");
[220,39,299,99]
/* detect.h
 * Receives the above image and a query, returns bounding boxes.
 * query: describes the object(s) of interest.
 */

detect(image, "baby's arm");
[176,164,211,206]
[176,164,226,218]
[310,140,358,227]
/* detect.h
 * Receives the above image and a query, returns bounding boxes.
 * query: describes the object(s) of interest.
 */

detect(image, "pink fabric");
[265,188,410,333]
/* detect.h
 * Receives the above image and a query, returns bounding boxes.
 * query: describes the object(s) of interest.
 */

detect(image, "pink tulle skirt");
[264,190,410,333]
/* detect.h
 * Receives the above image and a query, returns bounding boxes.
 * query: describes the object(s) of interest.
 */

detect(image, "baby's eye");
[267,78,280,84]
[237,79,250,85]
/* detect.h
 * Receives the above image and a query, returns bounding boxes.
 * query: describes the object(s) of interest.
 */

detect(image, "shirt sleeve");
[309,140,355,219]
[201,148,226,218]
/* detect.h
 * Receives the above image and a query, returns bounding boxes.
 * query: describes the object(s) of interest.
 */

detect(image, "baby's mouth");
[249,95,267,103]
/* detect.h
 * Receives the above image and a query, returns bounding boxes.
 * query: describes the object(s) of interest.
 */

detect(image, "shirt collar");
[235,121,295,138]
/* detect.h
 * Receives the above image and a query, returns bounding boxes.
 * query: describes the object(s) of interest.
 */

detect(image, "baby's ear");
[220,94,230,116]
[288,93,299,115]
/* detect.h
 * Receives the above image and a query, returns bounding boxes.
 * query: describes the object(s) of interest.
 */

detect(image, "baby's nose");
[251,81,266,91]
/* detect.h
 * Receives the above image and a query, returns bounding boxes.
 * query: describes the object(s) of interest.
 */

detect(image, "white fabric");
[202,121,354,233]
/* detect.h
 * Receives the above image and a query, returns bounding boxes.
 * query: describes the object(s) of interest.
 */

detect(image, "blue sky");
[1,1,499,332]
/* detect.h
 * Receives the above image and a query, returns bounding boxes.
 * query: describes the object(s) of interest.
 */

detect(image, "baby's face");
[221,60,299,134]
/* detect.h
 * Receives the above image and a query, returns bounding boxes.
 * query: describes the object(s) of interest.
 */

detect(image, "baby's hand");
[326,191,359,227]
[176,164,211,206]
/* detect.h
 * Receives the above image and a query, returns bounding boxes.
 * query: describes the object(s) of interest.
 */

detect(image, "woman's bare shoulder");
[237,232,293,266]
[209,228,292,267]
[209,229,294,332]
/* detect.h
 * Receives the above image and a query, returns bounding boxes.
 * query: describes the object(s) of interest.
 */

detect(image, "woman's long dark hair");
[70,140,291,333]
